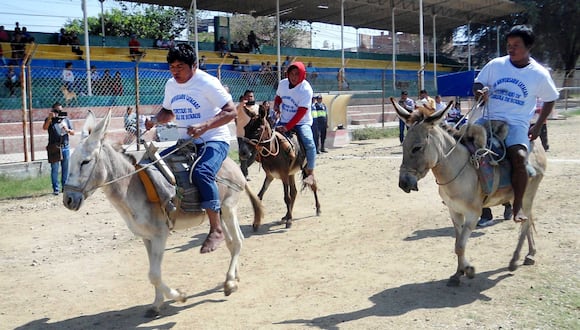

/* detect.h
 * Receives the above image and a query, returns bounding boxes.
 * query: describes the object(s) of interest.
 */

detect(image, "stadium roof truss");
[123,0,524,35]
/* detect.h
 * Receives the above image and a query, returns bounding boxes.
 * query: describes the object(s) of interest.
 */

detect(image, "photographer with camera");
[43,102,75,195]
[235,89,259,180]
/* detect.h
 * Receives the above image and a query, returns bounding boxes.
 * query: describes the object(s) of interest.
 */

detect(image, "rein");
[244,121,280,157]
[64,139,197,196]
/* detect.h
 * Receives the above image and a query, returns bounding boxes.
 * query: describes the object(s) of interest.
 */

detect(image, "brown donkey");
[240,105,321,230]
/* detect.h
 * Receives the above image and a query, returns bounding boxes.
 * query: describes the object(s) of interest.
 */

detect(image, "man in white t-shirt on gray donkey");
[145,43,236,253]
[473,24,559,224]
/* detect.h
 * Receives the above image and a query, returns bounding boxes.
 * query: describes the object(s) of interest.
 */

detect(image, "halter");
[64,138,197,197]
[243,119,280,158]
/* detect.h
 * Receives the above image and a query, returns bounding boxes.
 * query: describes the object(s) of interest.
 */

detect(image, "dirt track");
[1,116,579,329]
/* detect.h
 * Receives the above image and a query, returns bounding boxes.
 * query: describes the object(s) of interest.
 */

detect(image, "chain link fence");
[16,52,561,166]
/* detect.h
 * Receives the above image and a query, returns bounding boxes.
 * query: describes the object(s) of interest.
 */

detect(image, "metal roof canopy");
[123,0,523,35]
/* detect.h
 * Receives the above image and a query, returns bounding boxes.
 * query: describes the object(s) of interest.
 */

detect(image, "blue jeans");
[399,119,407,143]
[293,124,317,170]
[51,145,70,193]
[191,141,229,211]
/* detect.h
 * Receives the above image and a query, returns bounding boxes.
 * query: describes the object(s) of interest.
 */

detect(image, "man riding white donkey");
[473,25,559,223]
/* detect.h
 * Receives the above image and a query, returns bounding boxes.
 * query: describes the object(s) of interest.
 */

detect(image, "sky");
[0,0,387,50]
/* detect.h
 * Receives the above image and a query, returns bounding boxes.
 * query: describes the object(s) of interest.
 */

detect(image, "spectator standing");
[235,89,259,180]
[62,62,74,92]
[313,94,328,152]
[416,89,436,116]
[397,91,415,144]
[128,34,144,60]
[217,36,228,57]
[0,26,9,65]
[4,66,19,97]
[90,65,101,95]
[247,30,260,54]
[112,71,123,95]
[100,69,113,94]
[43,102,75,195]
[310,97,320,153]
[20,27,33,43]
[10,32,26,63]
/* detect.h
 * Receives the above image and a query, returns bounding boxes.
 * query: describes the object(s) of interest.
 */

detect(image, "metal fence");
[1,59,430,164]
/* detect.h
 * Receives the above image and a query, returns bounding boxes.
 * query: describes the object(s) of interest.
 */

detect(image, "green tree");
[64,5,188,40]
[443,0,578,81]
[228,14,309,49]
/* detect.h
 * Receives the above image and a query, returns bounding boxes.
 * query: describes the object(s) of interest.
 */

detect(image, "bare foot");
[514,210,528,223]
[200,230,224,254]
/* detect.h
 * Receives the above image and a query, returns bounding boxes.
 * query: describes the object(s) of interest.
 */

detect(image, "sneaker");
[477,218,494,228]
[52,191,59,196]
[503,204,513,220]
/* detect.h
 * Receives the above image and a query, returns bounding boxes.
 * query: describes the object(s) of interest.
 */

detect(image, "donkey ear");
[390,97,412,124]
[86,110,112,143]
[259,105,267,119]
[81,110,96,138]
[425,100,454,126]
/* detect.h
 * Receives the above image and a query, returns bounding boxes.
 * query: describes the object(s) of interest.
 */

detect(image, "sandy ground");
[1,116,579,330]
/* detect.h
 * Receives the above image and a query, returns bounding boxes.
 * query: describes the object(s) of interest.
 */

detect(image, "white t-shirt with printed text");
[475,55,559,126]
[162,70,232,143]
[276,78,314,126]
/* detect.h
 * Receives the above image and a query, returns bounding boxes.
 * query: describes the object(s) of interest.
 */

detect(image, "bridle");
[242,118,280,158]
[64,138,197,197]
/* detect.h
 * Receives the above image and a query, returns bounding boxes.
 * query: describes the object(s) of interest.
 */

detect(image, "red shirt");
[129,38,140,52]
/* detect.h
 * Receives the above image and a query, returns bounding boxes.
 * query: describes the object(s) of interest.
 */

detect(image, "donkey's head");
[389,97,454,192]
[63,110,112,210]
[240,105,270,160]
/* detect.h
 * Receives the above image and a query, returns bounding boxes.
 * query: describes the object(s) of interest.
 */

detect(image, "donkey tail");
[245,183,265,232]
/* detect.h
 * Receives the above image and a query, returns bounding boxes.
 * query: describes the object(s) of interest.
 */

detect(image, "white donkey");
[63,110,264,317]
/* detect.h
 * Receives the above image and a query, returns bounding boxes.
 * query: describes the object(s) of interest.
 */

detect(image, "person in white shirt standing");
[145,43,236,254]
[62,62,74,92]
[473,25,559,222]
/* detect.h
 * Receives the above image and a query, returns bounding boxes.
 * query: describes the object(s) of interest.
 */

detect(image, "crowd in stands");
[0,23,35,66]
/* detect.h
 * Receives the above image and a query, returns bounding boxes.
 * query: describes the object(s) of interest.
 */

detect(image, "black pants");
[317,117,327,151]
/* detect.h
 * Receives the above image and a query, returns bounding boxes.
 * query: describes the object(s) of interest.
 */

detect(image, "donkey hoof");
[224,280,238,296]
[465,266,476,279]
[508,261,518,272]
[175,289,187,303]
[285,221,293,229]
[144,307,160,318]
[523,256,535,266]
[252,224,260,233]
[447,275,461,287]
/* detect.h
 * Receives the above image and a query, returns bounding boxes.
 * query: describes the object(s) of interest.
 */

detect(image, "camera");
[52,111,68,123]
[246,100,255,106]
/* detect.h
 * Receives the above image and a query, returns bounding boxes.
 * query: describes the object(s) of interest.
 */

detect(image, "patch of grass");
[352,127,399,141]
[560,108,580,117]
[0,175,52,200]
